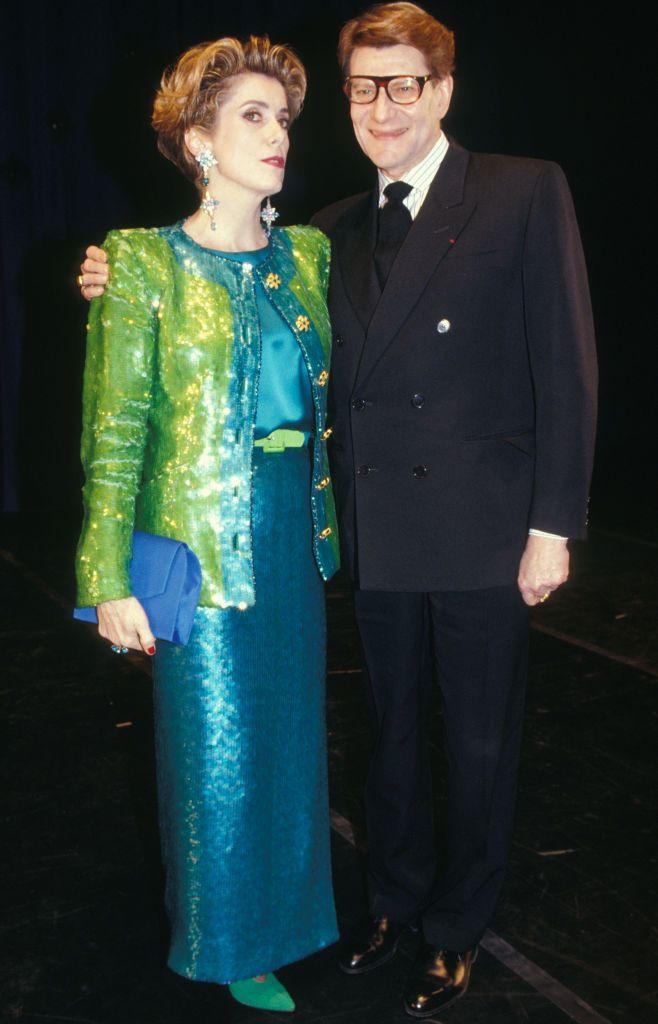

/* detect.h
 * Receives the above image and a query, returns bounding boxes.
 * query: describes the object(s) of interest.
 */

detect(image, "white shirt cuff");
[528,528,568,540]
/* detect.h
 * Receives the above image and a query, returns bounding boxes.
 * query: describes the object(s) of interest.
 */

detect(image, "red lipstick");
[262,156,285,168]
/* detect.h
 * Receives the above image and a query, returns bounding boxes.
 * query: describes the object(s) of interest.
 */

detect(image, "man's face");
[347,44,453,179]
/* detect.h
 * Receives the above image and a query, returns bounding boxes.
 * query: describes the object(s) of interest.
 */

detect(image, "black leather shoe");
[403,942,478,1017]
[339,916,407,974]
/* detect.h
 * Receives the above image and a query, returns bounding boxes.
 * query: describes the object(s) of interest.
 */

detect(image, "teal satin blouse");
[218,246,312,439]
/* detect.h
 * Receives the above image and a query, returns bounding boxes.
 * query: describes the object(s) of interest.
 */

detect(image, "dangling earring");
[196,148,220,231]
[260,197,279,237]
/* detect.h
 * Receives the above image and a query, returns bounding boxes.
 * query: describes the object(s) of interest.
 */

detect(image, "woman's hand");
[97,596,156,654]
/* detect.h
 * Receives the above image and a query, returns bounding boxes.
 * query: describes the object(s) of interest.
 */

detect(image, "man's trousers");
[353,583,530,950]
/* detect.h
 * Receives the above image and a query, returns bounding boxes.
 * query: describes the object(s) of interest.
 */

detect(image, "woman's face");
[195,72,291,200]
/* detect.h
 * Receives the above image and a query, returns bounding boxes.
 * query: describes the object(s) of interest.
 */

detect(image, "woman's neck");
[184,193,269,252]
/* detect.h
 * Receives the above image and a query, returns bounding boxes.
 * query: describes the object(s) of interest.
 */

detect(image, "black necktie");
[374,181,413,287]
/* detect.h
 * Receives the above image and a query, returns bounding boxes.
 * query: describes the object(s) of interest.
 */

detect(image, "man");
[78,4,597,1016]
[311,3,596,1017]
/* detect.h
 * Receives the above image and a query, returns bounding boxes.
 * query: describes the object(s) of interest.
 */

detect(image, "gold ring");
[539,592,550,603]
[77,274,85,287]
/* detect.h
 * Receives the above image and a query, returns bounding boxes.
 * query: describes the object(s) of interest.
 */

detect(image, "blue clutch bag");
[73,531,202,646]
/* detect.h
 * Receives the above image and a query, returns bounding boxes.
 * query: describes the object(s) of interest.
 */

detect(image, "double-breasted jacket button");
[318,526,333,540]
[315,476,331,491]
[412,465,429,478]
[411,393,425,408]
[436,318,451,334]
[321,427,333,441]
[357,464,374,477]
[316,369,329,387]
[351,397,366,411]
[334,334,344,347]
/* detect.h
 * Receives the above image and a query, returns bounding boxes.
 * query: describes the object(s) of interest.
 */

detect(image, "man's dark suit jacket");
[311,142,597,592]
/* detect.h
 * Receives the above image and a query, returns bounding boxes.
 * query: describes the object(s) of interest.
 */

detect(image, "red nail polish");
[147,646,156,655]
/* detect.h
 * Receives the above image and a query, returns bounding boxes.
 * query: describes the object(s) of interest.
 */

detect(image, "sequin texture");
[76,222,339,609]
[153,446,337,982]
[75,221,341,983]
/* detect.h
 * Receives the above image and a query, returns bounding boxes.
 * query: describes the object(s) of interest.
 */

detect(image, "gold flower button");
[318,527,333,540]
[316,369,329,386]
[265,272,281,290]
[296,315,310,332]
[315,476,331,491]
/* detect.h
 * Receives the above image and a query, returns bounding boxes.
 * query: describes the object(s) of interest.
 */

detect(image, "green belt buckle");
[255,429,306,453]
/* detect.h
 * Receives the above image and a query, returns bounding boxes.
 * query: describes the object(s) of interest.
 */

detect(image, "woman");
[75,36,340,1013]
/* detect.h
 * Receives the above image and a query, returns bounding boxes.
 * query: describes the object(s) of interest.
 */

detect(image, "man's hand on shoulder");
[517,534,569,607]
[79,245,109,300]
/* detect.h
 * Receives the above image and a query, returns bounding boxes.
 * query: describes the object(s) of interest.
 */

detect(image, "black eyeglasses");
[343,75,435,105]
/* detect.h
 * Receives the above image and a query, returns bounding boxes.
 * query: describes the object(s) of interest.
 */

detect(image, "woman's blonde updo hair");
[152,35,307,186]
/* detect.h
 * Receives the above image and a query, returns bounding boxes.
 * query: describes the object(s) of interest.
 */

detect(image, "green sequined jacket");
[76,223,339,609]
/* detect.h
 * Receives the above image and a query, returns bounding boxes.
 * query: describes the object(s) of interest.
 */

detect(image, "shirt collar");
[377,131,449,207]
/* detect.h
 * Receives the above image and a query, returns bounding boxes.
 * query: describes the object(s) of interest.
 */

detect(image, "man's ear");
[435,74,454,120]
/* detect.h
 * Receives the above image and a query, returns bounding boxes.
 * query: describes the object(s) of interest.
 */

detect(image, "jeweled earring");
[196,148,220,231]
[260,197,279,237]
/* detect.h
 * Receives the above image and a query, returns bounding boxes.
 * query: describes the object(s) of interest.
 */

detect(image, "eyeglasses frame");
[342,74,436,105]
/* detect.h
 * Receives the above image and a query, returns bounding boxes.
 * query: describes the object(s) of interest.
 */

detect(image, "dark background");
[1,0,654,530]
[1,8,656,1022]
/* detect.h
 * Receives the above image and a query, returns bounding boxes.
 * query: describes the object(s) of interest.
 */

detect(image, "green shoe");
[228,973,295,1012]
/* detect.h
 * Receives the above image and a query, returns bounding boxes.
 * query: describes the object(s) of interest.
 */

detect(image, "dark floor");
[1,510,656,1024]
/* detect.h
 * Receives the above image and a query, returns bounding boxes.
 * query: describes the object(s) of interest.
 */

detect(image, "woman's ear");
[184,128,207,161]
[184,127,203,160]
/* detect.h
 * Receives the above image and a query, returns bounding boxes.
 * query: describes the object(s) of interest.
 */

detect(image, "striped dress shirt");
[377,131,449,220]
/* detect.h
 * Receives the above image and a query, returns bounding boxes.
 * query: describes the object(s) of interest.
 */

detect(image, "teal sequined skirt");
[152,447,337,983]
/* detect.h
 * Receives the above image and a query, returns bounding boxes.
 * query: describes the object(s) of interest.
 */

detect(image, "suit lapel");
[356,144,475,387]
[334,189,381,332]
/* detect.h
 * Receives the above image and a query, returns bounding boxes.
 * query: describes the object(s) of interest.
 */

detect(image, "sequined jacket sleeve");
[76,230,156,605]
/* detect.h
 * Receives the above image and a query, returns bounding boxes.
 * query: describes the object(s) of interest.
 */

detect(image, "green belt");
[253,428,308,453]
